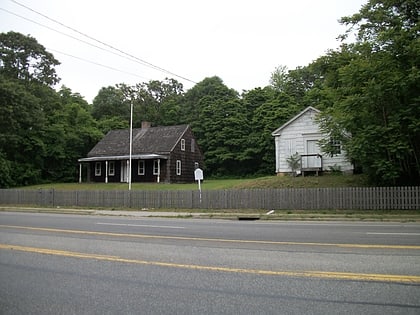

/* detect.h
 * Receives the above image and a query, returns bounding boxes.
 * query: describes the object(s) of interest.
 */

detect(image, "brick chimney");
[141,121,151,129]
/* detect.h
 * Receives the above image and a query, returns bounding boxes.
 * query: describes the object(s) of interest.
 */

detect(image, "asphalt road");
[1,212,419,314]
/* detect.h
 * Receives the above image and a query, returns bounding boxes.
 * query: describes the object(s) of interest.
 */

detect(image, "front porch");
[78,154,169,184]
[300,154,323,176]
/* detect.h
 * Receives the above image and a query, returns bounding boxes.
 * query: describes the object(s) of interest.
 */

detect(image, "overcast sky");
[1,0,367,103]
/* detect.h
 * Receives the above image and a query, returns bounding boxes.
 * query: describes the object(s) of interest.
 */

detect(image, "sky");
[1,0,367,103]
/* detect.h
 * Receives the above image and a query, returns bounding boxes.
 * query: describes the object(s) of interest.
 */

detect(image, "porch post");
[79,163,82,183]
[105,161,108,183]
[126,160,130,183]
[157,159,160,183]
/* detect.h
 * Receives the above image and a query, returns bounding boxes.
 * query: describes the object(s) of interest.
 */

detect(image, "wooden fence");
[0,187,419,210]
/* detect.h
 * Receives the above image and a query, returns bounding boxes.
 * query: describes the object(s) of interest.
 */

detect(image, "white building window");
[95,162,101,176]
[138,160,145,175]
[176,160,181,175]
[153,160,160,175]
[109,161,115,176]
[181,139,185,151]
[330,139,342,155]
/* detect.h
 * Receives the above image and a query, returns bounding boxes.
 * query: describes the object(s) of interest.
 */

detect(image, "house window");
[138,160,145,175]
[191,139,195,152]
[181,139,185,151]
[95,162,101,176]
[330,139,342,155]
[109,161,115,176]
[153,160,160,175]
[176,160,181,175]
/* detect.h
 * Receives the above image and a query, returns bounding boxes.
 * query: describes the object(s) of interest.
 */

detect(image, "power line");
[0,7,137,64]
[9,0,197,84]
[48,48,149,80]
[1,7,156,88]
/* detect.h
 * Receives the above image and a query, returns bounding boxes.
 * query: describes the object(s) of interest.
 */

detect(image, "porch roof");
[78,154,168,162]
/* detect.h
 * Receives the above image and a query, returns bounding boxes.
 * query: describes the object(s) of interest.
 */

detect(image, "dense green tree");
[130,78,184,127]
[182,77,240,176]
[200,98,250,176]
[0,77,46,186]
[245,87,304,174]
[0,31,63,186]
[318,0,420,185]
[43,88,102,182]
[0,31,60,86]
[92,86,129,121]
[182,76,238,124]
[91,86,129,133]
[0,151,13,188]
[0,32,104,186]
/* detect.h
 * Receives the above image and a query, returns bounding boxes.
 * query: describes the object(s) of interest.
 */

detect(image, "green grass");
[233,174,370,189]
[23,174,369,190]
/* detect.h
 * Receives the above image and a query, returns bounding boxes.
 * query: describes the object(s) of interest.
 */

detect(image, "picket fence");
[0,187,419,210]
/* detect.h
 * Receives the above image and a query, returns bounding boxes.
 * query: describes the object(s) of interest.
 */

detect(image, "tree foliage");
[318,0,420,185]
[0,32,101,187]
[0,31,60,86]
[0,77,45,186]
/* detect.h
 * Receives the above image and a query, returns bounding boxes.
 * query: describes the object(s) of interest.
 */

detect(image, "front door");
[120,160,128,182]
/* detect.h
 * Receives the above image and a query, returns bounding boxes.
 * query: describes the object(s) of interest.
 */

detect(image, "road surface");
[1,212,419,314]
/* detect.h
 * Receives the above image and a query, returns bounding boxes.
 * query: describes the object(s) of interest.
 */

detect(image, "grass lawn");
[23,174,369,190]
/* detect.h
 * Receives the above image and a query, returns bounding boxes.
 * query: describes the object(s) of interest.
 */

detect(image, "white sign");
[194,168,203,181]
[194,168,203,203]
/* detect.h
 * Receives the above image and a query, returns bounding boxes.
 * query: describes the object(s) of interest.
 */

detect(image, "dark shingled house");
[78,122,204,183]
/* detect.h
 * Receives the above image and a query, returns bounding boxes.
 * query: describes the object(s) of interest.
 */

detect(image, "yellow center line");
[1,224,420,250]
[1,243,419,284]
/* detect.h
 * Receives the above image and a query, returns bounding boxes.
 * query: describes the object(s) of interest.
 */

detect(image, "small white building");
[271,106,353,176]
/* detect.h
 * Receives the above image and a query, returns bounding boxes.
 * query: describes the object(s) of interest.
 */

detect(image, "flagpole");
[129,99,133,191]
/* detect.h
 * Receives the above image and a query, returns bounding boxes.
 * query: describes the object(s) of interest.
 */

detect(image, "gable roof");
[271,106,321,136]
[85,124,190,159]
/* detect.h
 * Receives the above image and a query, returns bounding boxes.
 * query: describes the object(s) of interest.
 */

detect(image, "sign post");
[194,168,204,203]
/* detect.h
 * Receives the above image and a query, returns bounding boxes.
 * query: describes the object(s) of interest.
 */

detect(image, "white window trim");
[109,161,115,176]
[138,160,145,175]
[181,139,185,151]
[95,162,101,176]
[331,139,342,155]
[153,160,160,175]
[176,160,181,175]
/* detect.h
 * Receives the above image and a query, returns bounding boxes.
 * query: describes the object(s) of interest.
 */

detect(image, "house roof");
[81,124,190,161]
[271,106,321,136]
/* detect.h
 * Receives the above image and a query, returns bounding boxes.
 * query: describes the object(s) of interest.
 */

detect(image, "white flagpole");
[129,100,133,191]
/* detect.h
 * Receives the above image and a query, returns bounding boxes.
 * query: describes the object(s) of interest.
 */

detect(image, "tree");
[200,98,250,176]
[132,78,184,126]
[248,88,303,175]
[269,65,289,92]
[0,32,104,186]
[182,77,240,176]
[0,31,60,86]
[43,88,102,182]
[92,86,129,121]
[0,77,46,186]
[318,0,420,185]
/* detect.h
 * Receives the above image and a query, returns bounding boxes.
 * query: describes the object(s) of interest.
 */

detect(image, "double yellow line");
[1,243,419,283]
[1,224,420,283]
